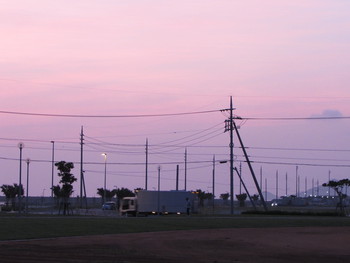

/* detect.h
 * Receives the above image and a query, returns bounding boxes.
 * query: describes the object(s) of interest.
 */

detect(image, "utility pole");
[18,142,24,215]
[224,96,235,215]
[157,165,161,215]
[265,178,268,202]
[232,119,268,211]
[212,155,215,211]
[176,165,179,191]
[260,166,263,192]
[239,162,242,195]
[51,141,55,198]
[328,170,331,197]
[285,172,288,196]
[295,166,298,197]
[276,170,278,200]
[184,148,187,191]
[26,158,30,214]
[305,176,307,197]
[80,126,85,208]
[145,138,148,190]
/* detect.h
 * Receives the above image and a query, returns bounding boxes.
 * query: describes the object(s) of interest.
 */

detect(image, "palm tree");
[51,161,77,215]
[323,179,350,216]
[236,193,247,207]
[195,189,213,207]
[97,188,116,203]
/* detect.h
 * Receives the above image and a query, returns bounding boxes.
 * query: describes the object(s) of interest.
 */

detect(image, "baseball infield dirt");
[0,227,349,262]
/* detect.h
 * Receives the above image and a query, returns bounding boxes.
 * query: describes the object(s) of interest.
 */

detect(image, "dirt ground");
[0,227,349,262]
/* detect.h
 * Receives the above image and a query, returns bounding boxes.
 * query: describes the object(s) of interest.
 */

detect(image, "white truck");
[120,190,196,216]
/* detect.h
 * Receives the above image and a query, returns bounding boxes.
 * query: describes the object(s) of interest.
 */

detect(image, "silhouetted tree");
[323,179,350,216]
[220,192,230,205]
[236,193,247,207]
[1,184,23,210]
[51,161,77,215]
[195,189,212,207]
[97,188,116,203]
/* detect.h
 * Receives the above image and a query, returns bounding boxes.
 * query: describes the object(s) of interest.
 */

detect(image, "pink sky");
[0,0,349,199]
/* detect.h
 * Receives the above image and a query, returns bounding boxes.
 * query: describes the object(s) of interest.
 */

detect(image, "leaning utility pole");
[232,119,268,211]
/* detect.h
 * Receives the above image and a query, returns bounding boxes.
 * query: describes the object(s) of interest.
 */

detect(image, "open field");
[1,214,350,240]
[0,215,350,262]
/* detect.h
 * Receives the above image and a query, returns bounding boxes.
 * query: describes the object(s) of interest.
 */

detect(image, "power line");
[239,116,350,121]
[0,109,221,118]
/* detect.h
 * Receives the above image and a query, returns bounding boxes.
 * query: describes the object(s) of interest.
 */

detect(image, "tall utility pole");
[295,166,298,197]
[328,170,331,197]
[260,166,263,191]
[305,176,307,197]
[157,165,161,215]
[212,155,215,211]
[102,153,107,203]
[80,126,86,208]
[276,170,278,199]
[229,96,234,215]
[184,148,187,191]
[176,165,179,191]
[239,162,242,195]
[145,138,148,190]
[285,172,288,196]
[25,158,30,214]
[265,178,268,202]
[18,142,24,215]
[51,141,55,198]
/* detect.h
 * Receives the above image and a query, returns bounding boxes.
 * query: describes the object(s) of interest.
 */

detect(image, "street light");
[101,153,107,203]
[18,142,24,215]
[26,158,30,214]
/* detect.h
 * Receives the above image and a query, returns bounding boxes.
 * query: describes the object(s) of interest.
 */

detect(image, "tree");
[51,161,77,215]
[195,189,212,207]
[252,194,259,206]
[97,188,116,203]
[236,193,247,207]
[220,193,230,205]
[1,184,23,210]
[115,187,135,200]
[322,179,350,216]
[115,187,135,210]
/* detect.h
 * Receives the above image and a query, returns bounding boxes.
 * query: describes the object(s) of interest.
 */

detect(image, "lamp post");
[102,153,107,203]
[26,158,30,214]
[18,142,24,215]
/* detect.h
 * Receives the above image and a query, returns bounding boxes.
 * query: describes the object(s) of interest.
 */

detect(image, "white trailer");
[120,190,196,216]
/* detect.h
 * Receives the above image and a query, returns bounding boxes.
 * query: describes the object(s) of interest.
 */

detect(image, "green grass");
[0,214,350,241]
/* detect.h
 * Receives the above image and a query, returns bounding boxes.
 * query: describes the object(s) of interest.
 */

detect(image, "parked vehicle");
[120,190,196,216]
[102,201,117,210]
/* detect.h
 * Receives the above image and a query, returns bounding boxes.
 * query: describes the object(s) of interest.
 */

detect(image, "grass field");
[1,214,350,241]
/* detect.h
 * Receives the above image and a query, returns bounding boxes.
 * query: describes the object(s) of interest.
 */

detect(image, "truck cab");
[120,197,137,216]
